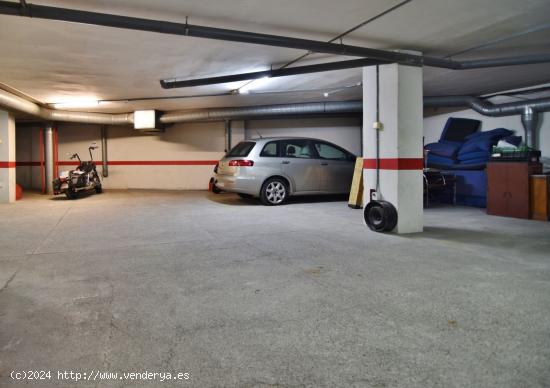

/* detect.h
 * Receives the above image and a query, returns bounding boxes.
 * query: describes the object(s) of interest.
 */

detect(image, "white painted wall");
[424,109,550,168]
[15,122,226,191]
[16,117,361,191]
[245,117,362,155]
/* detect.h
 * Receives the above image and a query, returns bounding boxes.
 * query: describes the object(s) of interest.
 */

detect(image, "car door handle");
[321,162,329,166]
[282,160,290,164]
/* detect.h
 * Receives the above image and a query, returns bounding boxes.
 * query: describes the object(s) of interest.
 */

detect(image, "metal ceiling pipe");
[162,53,550,89]
[0,0,423,66]
[3,0,550,71]
[457,53,550,69]
[521,107,539,149]
[161,58,389,89]
[0,88,133,125]
[160,101,362,123]
[423,95,550,116]
[424,95,550,149]
[422,54,550,69]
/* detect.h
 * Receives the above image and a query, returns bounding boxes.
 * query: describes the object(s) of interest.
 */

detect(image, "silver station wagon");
[214,137,356,205]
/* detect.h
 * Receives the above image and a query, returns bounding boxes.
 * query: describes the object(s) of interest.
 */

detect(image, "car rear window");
[226,141,256,157]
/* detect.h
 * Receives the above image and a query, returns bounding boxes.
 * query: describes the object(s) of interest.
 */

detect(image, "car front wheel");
[260,178,288,206]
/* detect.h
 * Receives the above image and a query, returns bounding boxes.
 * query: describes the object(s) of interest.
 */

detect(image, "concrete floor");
[1,190,549,388]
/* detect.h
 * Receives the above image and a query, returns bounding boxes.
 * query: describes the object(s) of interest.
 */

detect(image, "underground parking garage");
[1,0,550,386]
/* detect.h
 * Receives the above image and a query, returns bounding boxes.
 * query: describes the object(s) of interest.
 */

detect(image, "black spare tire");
[364,200,398,232]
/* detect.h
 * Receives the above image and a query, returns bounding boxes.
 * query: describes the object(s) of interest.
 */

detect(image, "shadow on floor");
[49,190,97,201]
[206,192,349,206]
[408,225,550,256]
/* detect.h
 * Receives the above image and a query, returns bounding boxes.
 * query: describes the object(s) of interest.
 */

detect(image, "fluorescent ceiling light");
[239,77,271,94]
[51,99,99,109]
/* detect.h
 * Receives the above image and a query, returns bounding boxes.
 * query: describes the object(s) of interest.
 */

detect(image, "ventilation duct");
[2,83,549,149]
[423,95,550,116]
[0,88,133,125]
[1,87,361,125]
[424,95,550,148]
[159,101,363,123]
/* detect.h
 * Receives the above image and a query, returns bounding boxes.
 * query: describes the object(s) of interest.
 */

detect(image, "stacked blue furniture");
[424,117,521,207]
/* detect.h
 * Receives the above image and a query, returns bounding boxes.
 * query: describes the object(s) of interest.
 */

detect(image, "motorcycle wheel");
[95,184,103,194]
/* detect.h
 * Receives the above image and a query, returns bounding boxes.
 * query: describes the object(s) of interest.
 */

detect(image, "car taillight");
[228,160,254,167]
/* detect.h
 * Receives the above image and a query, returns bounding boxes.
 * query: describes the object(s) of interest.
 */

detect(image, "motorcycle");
[53,143,103,199]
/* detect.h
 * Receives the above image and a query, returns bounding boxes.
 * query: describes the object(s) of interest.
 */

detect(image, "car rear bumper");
[214,174,260,196]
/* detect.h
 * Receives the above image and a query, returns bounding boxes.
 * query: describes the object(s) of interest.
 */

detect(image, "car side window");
[314,142,348,160]
[260,141,279,157]
[283,140,314,159]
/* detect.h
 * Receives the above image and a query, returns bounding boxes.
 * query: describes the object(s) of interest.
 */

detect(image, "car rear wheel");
[260,178,288,206]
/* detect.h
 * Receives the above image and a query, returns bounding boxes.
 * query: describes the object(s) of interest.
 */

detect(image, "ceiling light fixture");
[51,99,99,109]
[238,76,271,94]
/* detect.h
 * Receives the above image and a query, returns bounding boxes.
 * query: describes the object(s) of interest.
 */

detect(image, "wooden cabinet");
[487,162,542,219]
[530,175,550,221]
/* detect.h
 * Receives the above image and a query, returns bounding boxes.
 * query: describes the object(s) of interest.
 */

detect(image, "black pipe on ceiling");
[160,58,389,89]
[3,0,550,73]
[161,53,550,89]
[0,0,424,66]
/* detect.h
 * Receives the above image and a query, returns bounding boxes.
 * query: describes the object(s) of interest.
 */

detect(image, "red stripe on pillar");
[363,158,423,170]
[0,161,17,168]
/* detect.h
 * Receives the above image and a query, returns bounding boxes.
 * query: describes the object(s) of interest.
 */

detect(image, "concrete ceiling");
[1,0,550,113]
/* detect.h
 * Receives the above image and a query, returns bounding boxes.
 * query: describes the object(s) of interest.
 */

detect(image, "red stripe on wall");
[363,158,423,170]
[0,161,17,168]
[19,160,219,167]
[106,160,219,166]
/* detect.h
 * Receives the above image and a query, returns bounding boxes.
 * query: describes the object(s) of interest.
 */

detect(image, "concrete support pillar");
[44,124,55,195]
[362,57,424,234]
[0,110,16,203]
